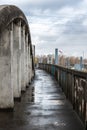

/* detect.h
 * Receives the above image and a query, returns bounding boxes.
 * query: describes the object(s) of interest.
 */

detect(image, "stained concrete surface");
[0,69,85,130]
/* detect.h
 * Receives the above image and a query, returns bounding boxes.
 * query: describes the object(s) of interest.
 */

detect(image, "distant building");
[74,57,84,71]
[55,48,58,65]
[38,56,43,63]
[74,64,82,70]
[47,54,54,64]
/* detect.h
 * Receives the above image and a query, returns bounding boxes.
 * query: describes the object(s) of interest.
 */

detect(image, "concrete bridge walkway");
[0,69,85,130]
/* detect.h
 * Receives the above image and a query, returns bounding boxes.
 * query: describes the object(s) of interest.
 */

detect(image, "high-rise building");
[55,48,58,65]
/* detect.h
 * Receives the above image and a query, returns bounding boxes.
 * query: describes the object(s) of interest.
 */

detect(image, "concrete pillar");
[18,21,22,96]
[21,26,26,91]
[24,34,28,86]
[13,22,17,98]
[0,23,14,109]
[32,45,35,77]
[30,55,33,81]
[21,27,23,90]
[28,44,31,83]
[30,55,33,79]
[23,26,26,89]
[13,21,21,98]
[28,45,30,84]
[10,22,14,101]
[26,33,29,85]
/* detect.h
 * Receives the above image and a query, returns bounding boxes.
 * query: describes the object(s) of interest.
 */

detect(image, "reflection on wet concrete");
[0,69,85,130]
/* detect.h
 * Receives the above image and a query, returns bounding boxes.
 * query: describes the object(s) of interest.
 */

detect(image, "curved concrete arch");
[0,5,32,56]
[0,5,34,109]
[0,5,27,32]
[0,5,33,53]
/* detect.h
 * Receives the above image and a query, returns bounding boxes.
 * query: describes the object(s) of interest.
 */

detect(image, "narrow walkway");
[0,69,85,130]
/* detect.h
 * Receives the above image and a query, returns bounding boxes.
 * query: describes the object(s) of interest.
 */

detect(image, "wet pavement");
[0,69,85,130]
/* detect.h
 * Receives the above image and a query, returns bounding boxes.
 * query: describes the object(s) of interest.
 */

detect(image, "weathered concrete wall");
[0,27,14,109]
[0,5,34,109]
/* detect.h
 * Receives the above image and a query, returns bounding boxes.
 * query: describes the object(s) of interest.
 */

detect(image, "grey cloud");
[39,35,56,42]
[22,0,82,11]
[63,15,87,34]
[13,0,82,16]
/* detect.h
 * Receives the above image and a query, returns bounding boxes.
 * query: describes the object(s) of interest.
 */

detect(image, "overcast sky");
[0,0,87,58]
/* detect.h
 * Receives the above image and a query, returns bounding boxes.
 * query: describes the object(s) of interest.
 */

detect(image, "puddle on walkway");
[54,121,66,127]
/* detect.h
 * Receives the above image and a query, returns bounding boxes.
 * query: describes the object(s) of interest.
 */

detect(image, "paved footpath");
[0,69,85,130]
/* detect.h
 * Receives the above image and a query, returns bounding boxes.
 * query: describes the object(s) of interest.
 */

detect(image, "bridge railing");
[39,63,87,129]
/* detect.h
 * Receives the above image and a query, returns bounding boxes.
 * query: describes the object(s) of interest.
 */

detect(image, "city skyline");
[0,0,87,58]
